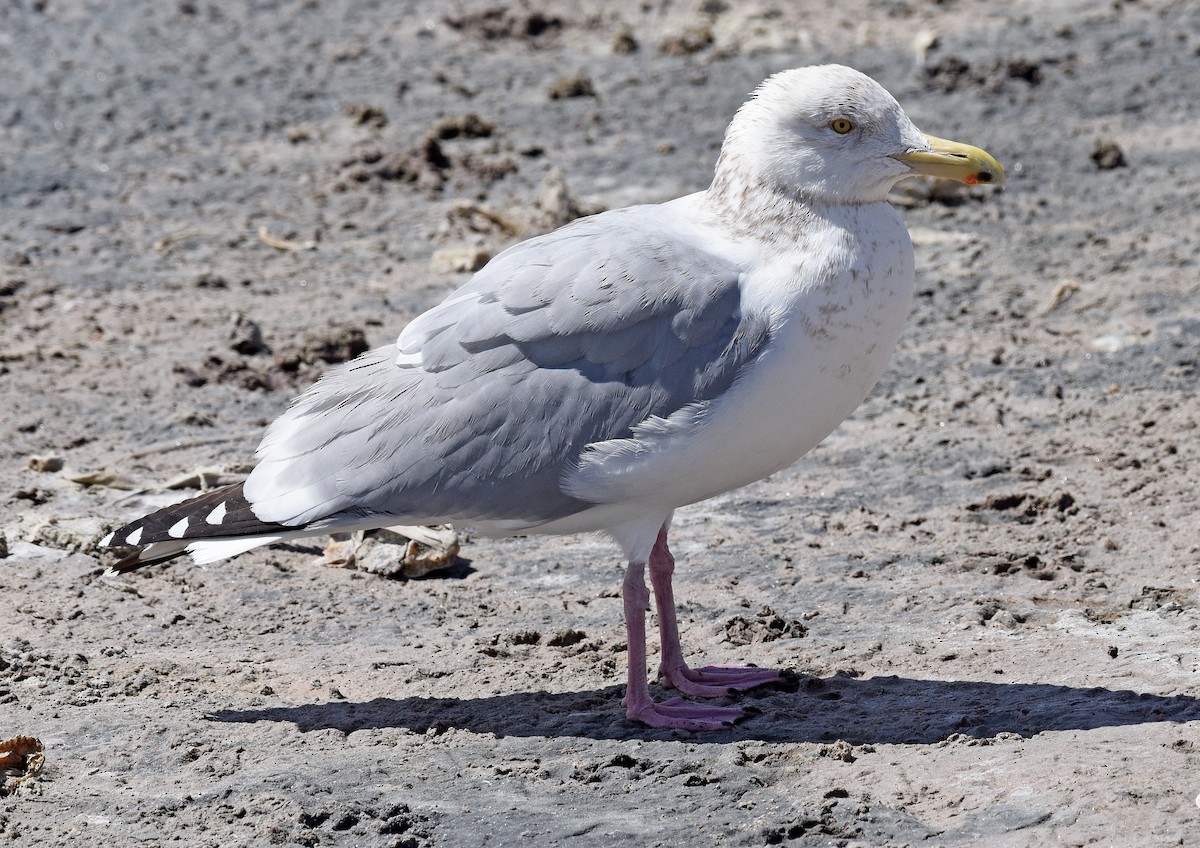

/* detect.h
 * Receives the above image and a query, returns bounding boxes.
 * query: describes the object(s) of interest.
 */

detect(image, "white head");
[711,65,1004,207]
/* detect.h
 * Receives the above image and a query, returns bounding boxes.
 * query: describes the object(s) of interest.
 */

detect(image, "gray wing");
[244,206,772,530]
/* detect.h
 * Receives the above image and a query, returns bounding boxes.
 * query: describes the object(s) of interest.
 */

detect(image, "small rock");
[911,29,939,65]
[1005,57,1043,84]
[350,526,460,579]
[1091,139,1126,170]
[659,25,713,56]
[321,536,357,568]
[442,8,561,41]
[0,531,7,559]
[187,354,274,391]
[547,629,586,647]
[176,410,215,428]
[28,455,64,473]
[723,606,808,646]
[530,168,604,232]
[924,55,972,91]
[28,516,112,556]
[194,272,228,289]
[352,534,409,577]
[345,102,387,128]
[548,75,595,100]
[297,325,369,366]
[431,113,494,140]
[229,313,268,355]
[508,629,541,645]
[987,609,1019,629]
[13,486,50,505]
[611,25,638,54]
[817,740,856,762]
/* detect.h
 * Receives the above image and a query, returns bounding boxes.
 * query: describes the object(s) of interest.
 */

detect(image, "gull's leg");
[648,526,790,697]
[621,557,744,731]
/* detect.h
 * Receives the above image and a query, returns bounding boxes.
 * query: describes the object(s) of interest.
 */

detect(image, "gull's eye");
[830,118,854,135]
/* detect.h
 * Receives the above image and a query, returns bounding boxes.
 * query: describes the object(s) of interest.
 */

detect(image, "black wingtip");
[103,481,292,571]
[108,545,191,574]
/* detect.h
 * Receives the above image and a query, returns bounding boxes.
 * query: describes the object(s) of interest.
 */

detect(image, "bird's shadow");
[210,673,1200,744]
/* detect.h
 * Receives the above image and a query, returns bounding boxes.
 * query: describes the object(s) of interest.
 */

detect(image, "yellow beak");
[892,134,1006,188]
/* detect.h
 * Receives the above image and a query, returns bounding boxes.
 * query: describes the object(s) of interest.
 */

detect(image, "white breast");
[558,202,915,520]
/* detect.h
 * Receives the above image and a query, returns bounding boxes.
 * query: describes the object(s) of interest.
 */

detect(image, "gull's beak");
[892,134,1006,188]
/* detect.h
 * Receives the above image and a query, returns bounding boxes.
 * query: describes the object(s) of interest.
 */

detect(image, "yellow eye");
[830,118,854,134]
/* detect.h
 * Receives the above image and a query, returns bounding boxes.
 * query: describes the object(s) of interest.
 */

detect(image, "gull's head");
[712,64,1005,207]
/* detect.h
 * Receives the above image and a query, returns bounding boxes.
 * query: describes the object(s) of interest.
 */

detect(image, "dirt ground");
[2,0,1198,844]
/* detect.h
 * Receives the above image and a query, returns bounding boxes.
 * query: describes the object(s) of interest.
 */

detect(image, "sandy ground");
[2,0,1199,844]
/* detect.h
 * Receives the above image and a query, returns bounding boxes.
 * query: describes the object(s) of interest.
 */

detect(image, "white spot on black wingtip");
[168,517,189,539]
[100,530,116,547]
[126,526,144,546]
[206,501,227,525]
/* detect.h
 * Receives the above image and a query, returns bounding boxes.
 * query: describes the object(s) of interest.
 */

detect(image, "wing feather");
[243,205,772,530]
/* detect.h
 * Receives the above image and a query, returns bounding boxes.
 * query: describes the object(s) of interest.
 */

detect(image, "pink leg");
[648,527,790,697]
[621,558,745,731]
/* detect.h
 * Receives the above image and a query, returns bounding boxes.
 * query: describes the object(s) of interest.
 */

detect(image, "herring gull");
[103,65,1004,730]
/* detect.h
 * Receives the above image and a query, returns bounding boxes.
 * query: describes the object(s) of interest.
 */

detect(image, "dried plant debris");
[257,226,317,251]
[0,736,45,796]
[65,469,141,490]
[160,468,250,491]
[430,246,493,274]
[321,526,460,579]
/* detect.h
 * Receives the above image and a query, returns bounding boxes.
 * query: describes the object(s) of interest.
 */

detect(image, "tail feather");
[104,482,294,572]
